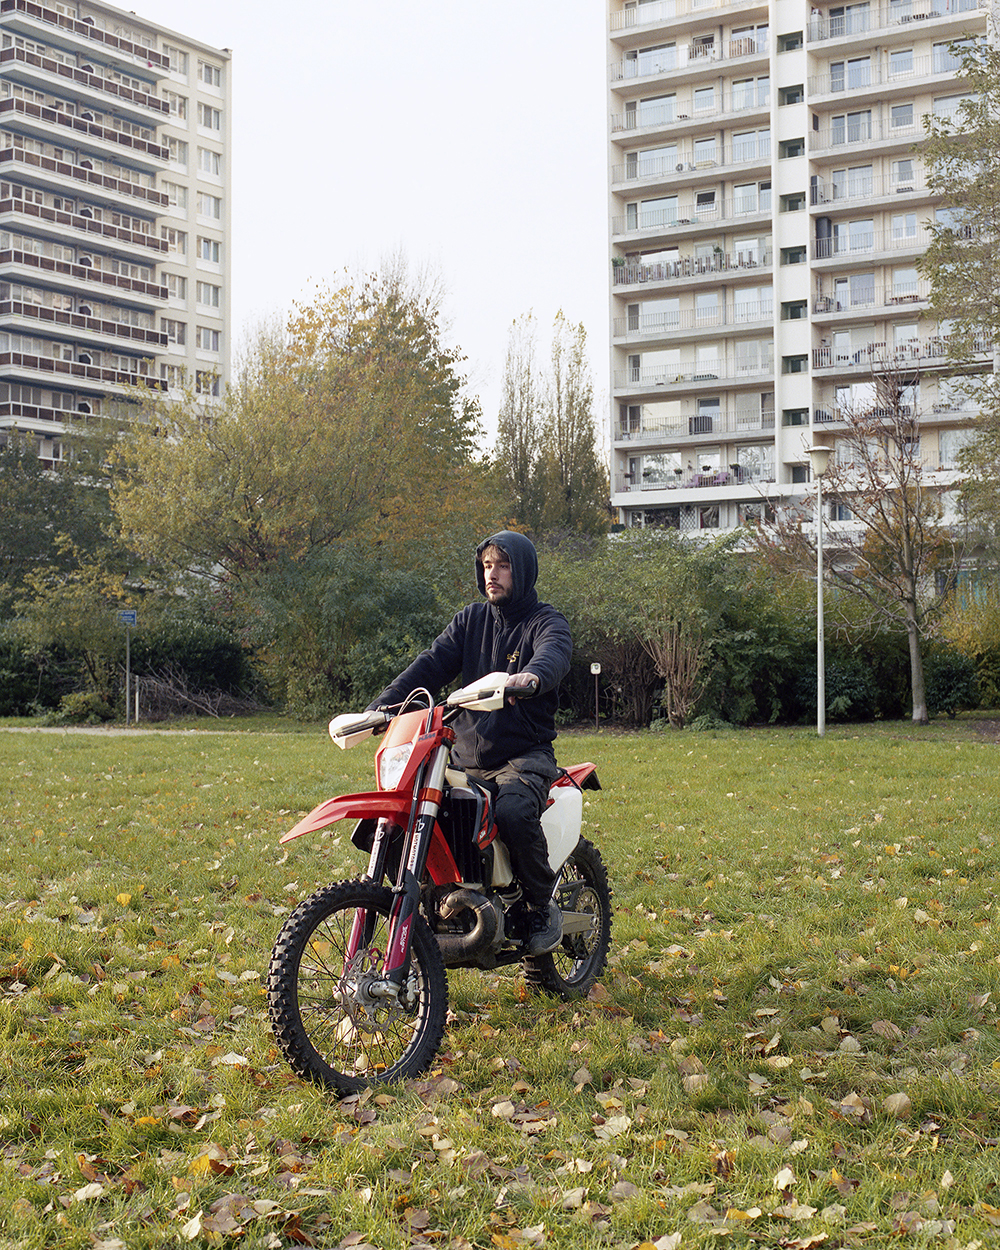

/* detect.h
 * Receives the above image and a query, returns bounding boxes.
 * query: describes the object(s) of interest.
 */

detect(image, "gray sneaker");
[526,901,563,955]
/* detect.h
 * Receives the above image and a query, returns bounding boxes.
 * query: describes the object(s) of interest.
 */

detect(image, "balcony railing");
[812,334,992,369]
[0,247,167,300]
[616,408,775,442]
[0,0,170,72]
[811,119,924,153]
[614,302,773,336]
[610,35,766,81]
[616,462,775,492]
[808,52,967,95]
[0,46,169,117]
[813,284,931,314]
[811,174,929,206]
[615,358,774,388]
[0,349,165,390]
[812,230,931,260]
[0,196,167,254]
[0,147,167,207]
[613,248,773,286]
[0,299,167,347]
[610,0,767,32]
[612,140,770,184]
[611,90,771,133]
[807,0,983,42]
[612,201,771,235]
[0,97,168,164]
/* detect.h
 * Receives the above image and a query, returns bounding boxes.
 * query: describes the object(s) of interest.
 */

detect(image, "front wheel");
[267,880,448,1094]
[523,837,612,999]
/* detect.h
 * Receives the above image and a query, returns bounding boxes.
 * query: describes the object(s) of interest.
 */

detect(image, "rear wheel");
[268,880,447,1094]
[523,838,612,999]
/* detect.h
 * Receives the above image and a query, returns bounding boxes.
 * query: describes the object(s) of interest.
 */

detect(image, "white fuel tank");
[540,785,582,872]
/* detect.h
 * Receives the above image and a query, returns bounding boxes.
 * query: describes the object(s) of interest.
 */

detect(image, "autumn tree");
[920,40,1000,540]
[753,358,965,723]
[494,313,608,540]
[112,274,498,713]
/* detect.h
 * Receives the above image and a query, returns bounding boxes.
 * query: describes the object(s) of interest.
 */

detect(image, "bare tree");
[754,356,966,724]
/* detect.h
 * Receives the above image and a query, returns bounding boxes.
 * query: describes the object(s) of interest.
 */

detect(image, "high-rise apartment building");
[608,0,989,534]
[0,0,230,467]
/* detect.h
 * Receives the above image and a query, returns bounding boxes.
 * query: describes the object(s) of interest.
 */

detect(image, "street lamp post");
[806,445,833,737]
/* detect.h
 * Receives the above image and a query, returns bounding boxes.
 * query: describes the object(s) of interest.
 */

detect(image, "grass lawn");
[2,714,1000,1248]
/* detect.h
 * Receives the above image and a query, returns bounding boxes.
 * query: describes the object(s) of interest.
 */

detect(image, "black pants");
[467,753,558,907]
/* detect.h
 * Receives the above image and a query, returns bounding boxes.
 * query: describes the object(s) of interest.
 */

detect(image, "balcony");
[0,146,167,208]
[611,139,770,185]
[812,230,931,262]
[0,46,169,121]
[0,246,167,301]
[612,201,771,238]
[812,334,992,370]
[614,301,773,338]
[0,97,168,168]
[0,0,170,74]
[611,89,771,135]
[615,357,774,389]
[0,348,165,391]
[610,35,767,83]
[808,52,968,97]
[807,0,983,43]
[0,195,167,256]
[813,284,931,315]
[613,247,773,287]
[616,462,775,492]
[811,119,924,156]
[0,299,168,348]
[610,0,768,33]
[616,407,775,443]
[811,174,930,207]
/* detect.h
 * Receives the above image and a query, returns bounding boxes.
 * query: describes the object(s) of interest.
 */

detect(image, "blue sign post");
[117,610,138,725]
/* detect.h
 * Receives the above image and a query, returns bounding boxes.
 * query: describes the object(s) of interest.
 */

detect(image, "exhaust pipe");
[434,887,502,964]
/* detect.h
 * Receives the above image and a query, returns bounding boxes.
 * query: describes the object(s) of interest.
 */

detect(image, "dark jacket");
[369,531,572,772]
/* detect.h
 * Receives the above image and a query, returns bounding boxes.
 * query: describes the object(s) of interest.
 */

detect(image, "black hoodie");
[369,531,572,771]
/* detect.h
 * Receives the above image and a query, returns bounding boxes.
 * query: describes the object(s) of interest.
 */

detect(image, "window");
[694,86,715,113]
[197,326,220,351]
[734,181,771,213]
[695,190,716,216]
[160,362,186,388]
[889,48,913,77]
[694,136,717,165]
[695,290,719,324]
[164,45,188,76]
[198,236,221,263]
[892,158,915,190]
[160,226,187,255]
[834,271,875,309]
[198,192,222,219]
[779,138,805,158]
[161,317,186,345]
[733,76,769,108]
[892,212,917,240]
[833,218,874,253]
[933,94,973,124]
[166,273,187,300]
[830,57,871,92]
[197,102,222,131]
[782,356,808,374]
[778,31,803,51]
[891,102,914,130]
[782,408,809,426]
[625,145,676,178]
[780,192,806,212]
[197,281,221,307]
[892,266,919,299]
[626,93,675,128]
[198,147,222,177]
[831,164,873,199]
[781,300,808,320]
[781,245,807,265]
[162,180,187,211]
[199,60,223,87]
[162,90,187,119]
[779,84,804,105]
[831,110,872,144]
[734,285,772,320]
[167,137,187,166]
[733,129,769,161]
[731,23,768,54]
[196,370,220,396]
[933,38,977,74]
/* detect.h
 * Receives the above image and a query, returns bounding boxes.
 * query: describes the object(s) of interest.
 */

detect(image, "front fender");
[280,790,411,843]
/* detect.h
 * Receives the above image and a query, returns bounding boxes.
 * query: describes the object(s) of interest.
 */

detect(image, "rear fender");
[280,790,411,843]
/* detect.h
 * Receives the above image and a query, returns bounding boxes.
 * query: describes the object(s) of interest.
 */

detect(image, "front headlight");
[379,743,413,790]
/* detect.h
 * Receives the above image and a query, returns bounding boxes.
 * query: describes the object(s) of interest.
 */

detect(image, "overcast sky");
[132,0,610,445]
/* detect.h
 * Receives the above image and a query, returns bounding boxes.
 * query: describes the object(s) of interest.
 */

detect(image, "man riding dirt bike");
[368,531,572,957]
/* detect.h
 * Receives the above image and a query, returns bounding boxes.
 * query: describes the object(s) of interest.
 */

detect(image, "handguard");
[328,709,390,749]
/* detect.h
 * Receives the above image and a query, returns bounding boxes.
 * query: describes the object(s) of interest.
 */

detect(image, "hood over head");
[475,530,538,604]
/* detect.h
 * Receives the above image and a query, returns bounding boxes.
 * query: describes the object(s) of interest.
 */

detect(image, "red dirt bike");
[267,672,611,1094]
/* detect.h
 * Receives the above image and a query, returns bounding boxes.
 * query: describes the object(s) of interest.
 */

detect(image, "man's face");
[482,555,513,605]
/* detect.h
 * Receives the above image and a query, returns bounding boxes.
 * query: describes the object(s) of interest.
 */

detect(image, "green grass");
[2,715,1000,1248]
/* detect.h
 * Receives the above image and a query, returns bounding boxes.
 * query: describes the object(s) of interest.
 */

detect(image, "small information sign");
[117,609,138,628]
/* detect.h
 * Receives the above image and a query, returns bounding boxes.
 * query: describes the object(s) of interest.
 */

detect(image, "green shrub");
[49,689,115,725]
[130,618,256,695]
[0,631,75,715]
[925,644,981,718]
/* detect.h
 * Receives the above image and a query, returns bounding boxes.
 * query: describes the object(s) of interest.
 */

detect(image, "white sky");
[132,0,610,447]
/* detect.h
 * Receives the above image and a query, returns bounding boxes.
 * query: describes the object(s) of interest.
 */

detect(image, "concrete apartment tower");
[607,0,989,533]
[0,0,230,466]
